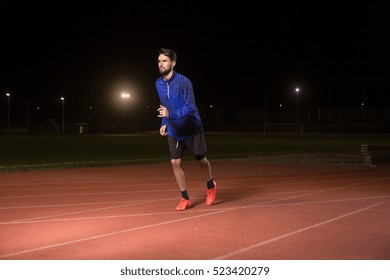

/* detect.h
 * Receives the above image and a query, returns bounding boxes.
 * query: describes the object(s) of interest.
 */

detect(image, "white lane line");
[0,180,178,191]
[0,197,180,223]
[1,195,388,225]
[1,175,385,200]
[1,169,383,192]
[0,209,226,258]
[9,201,152,223]
[0,199,151,210]
[0,189,178,199]
[214,200,388,260]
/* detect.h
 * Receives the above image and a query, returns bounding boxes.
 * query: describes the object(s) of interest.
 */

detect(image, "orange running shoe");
[206,181,217,206]
[176,198,191,211]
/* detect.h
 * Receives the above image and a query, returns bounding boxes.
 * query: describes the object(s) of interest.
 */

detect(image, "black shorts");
[167,132,207,160]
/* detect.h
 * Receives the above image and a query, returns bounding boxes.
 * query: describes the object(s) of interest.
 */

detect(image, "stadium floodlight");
[121,92,131,133]
[60,97,65,134]
[295,88,300,122]
[6,93,11,126]
[121,92,130,99]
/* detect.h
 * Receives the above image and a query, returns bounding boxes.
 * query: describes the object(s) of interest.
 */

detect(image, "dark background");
[0,1,389,132]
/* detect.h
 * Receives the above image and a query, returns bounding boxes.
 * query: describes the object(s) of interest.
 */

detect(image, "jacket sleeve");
[161,117,167,127]
[169,80,197,119]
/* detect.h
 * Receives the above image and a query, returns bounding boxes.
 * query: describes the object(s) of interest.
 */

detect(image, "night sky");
[0,1,388,126]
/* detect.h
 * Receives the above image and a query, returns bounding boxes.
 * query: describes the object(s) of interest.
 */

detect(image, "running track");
[0,159,389,260]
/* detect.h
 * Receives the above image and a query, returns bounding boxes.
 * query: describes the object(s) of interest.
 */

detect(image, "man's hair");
[159,48,177,62]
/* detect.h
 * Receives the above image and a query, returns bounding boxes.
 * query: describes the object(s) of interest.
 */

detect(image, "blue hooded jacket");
[155,71,203,141]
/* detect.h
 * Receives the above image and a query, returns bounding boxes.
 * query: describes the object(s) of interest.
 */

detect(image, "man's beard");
[159,65,172,76]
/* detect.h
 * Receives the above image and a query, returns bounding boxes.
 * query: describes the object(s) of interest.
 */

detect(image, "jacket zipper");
[166,81,170,99]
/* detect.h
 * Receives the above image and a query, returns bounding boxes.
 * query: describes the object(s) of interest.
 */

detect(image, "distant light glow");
[6,93,11,97]
[295,88,300,94]
[61,97,65,101]
[121,93,130,99]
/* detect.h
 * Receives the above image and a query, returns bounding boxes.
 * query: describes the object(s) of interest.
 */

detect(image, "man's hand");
[157,105,169,118]
[159,125,168,136]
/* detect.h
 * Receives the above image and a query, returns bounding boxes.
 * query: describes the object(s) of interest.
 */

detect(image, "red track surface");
[0,160,389,260]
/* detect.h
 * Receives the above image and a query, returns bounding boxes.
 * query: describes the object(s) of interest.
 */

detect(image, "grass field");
[0,133,389,172]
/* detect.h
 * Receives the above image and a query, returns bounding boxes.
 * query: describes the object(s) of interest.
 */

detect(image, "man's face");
[158,54,175,76]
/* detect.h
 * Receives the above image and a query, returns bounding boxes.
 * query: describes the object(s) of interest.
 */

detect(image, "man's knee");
[171,158,181,167]
[195,154,205,161]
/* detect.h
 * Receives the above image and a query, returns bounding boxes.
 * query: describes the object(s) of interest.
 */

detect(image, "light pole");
[121,92,130,133]
[6,93,11,126]
[61,97,65,134]
[295,88,300,122]
[361,102,366,124]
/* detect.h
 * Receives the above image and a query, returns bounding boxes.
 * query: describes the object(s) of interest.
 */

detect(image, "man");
[155,48,217,211]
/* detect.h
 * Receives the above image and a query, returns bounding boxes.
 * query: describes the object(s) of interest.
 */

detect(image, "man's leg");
[171,158,191,210]
[171,158,186,192]
[199,156,212,181]
[197,156,217,205]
